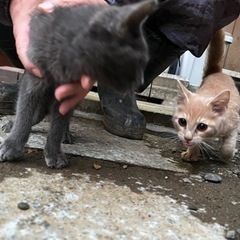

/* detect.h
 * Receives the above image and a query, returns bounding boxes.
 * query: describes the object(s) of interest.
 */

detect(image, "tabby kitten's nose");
[184,136,192,142]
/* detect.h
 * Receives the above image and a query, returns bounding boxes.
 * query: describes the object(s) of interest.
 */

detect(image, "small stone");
[232,170,240,178]
[25,148,37,154]
[225,230,236,239]
[18,202,30,210]
[171,148,177,153]
[93,164,102,170]
[203,173,222,183]
[41,220,50,228]
[188,205,198,211]
[190,174,203,181]
[122,165,128,169]
[182,178,192,184]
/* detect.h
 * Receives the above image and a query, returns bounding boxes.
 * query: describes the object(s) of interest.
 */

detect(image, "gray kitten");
[0,0,157,168]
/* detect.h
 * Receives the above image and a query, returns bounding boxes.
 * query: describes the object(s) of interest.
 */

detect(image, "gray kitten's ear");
[176,80,191,104]
[117,0,158,35]
[210,90,230,115]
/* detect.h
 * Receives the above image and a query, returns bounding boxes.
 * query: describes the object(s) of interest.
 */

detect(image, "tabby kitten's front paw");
[181,148,199,162]
[44,151,68,169]
[0,139,23,161]
[219,148,235,161]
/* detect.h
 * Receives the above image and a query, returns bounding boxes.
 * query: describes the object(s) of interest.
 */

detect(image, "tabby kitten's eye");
[178,118,187,127]
[197,123,208,131]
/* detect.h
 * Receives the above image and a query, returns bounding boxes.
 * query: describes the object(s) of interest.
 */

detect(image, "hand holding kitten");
[10,0,104,115]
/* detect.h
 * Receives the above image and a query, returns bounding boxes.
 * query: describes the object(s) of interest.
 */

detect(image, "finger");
[55,83,82,101]
[81,75,95,90]
[55,78,95,115]
[58,94,83,115]
[55,76,95,101]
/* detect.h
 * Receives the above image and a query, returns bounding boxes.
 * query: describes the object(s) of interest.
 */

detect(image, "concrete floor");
[0,110,237,239]
[0,168,225,239]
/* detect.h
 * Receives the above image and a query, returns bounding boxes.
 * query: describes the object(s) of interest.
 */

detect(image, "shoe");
[98,84,146,140]
[0,82,18,115]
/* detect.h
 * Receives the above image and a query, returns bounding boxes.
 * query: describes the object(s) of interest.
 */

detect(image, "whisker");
[171,137,180,143]
[199,144,209,159]
[200,141,220,160]
[158,131,177,139]
[200,144,212,160]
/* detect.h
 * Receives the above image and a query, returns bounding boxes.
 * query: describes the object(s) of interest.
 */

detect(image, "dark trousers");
[0,24,23,68]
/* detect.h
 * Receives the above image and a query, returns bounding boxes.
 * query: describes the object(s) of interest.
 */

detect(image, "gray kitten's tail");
[203,29,225,78]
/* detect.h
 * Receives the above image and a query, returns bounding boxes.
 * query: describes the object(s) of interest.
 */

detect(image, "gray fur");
[0,0,157,168]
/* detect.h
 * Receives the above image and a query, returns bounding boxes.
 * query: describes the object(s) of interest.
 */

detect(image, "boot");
[0,82,19,115]
[0,24,23,115]
[98,85,145,140]
[98,28,185,139]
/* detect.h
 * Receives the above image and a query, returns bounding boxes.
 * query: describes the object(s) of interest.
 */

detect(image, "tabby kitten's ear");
[117,0,158,36]
[209,90,230,115]
[176,80,192,105]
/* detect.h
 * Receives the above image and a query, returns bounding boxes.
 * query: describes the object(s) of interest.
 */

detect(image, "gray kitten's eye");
[178,118,187,127]
[197,123,208,131]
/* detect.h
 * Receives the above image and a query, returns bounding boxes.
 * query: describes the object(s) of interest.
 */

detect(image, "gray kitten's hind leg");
[44,102,72,168]
[0,72,51,161]
[2,112,73,144]
[2,91,51,133]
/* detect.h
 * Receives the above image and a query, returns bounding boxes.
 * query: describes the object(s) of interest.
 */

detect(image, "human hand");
[10,0,106,75]
[55,76,95,115]
[10,0,42,76]
[10,0,105,114]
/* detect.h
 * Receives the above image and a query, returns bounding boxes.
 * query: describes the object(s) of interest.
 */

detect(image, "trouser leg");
[0,24,23,68]
[0,24,23,115]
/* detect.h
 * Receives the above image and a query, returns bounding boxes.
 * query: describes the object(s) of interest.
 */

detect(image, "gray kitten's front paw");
[44,152,68,169]
[0,139,22,161]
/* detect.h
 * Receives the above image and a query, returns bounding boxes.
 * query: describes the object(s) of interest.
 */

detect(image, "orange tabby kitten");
[172,29,240,162]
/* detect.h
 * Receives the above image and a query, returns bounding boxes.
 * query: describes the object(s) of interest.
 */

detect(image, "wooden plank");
[85,91,174,116]
[223,69,240,79]
[0,66,24,73]
[139,73,188,101]
[0,66,24,83]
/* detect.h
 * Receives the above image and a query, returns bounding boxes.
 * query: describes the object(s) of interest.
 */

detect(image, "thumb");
[13,21,42,77]
[10,0,42,77]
